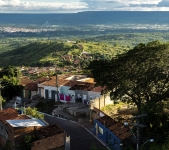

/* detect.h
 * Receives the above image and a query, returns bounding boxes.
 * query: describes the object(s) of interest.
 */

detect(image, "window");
[99,127,103,134]
[106,131,108,144]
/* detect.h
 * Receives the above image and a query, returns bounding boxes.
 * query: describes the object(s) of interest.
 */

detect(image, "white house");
[37,75,104,104]
[40,75,76,103]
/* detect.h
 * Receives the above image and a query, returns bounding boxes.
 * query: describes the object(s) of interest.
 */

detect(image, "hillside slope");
[0,41,128,67]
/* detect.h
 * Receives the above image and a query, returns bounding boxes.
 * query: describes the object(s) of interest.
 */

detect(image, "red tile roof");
[19,76,33,86]
[0,108,30,123]
[40,75,104,92]
[96,115,133,142]
[69,82,104,92]
[41,75,74,87]
[37,124,64,138]
[34,77,50,84]
[24,82,38,91]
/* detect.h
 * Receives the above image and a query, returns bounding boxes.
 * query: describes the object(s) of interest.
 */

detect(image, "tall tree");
[88,41,169,114]
[0,66,23,100]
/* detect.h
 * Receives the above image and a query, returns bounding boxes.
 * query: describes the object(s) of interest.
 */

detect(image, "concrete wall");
[31,132,65,150]
[73,90,102,104]
[0,121,15,149]
[90,94,114,110]
[88,91,101,101]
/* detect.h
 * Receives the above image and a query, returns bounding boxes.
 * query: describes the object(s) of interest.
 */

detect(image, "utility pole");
[136,118,140,150]
[0,84,2,111]
[55,62,59,106]
[133,114,147,150]
[0,81,4,111]
[56,72,59,106]
[124,114,147,150]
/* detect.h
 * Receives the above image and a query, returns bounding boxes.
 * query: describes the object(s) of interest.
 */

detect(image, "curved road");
[44,114,107,150]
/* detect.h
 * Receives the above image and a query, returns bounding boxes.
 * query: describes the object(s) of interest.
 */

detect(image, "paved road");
[44,114,107,150]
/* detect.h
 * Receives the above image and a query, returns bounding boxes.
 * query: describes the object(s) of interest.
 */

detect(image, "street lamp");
[124,121,153,150]
[89,100,95,122]
[139,139,154,149]
[124,122,136,139]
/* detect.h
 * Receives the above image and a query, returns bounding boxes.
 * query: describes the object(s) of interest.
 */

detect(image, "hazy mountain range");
[1,11,169,26]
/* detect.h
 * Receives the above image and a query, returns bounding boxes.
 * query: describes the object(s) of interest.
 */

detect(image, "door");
[39,88,41,97]
[45,89,49,99]
[51,90,56,101]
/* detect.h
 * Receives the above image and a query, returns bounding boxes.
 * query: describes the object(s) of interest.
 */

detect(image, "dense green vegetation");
[86,32,169,47]
[1,32,169,67]
[88,41,169,149]
[0,66,23,100]
[0,39,128,67]
[25,107,44,119]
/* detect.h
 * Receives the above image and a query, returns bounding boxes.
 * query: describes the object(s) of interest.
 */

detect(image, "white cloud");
[81,0,169,11]
[0,0,169,13]
[0,0,88,13]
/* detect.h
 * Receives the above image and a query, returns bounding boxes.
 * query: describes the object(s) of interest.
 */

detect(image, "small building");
[35,77,51,98]
[41,75,74,102]
[0,108,65,150]
[69,82,103,104]
[0,108,31,148]
[94,115,134,150]
[24,82,38,99]
[19,76,33,98]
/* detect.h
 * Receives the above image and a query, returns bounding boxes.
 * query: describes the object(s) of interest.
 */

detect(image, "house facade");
[41,75,74,102]
[41,75,90,103]
[94,115,134,150]
[69,82,103,104]
[32,74,107,105]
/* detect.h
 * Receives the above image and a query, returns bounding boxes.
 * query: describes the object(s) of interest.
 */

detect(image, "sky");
[0,0,169,13]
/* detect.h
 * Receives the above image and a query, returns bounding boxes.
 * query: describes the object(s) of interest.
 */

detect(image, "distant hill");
[1,11,169,26]
[0,41,128,67]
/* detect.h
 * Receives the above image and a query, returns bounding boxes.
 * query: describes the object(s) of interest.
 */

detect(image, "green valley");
[0,39,129,67]
[1,31,169,68]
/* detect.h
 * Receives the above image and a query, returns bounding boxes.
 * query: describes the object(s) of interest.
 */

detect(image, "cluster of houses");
[22,74,106,105]
[0,108,134,150]
[0,73,135,150]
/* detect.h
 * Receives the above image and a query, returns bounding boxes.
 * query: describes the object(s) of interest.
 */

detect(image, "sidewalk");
[52,108,76,121]
[75,117,109,149]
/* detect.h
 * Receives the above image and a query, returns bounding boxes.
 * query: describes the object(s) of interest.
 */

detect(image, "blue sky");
[0,0,169,13]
